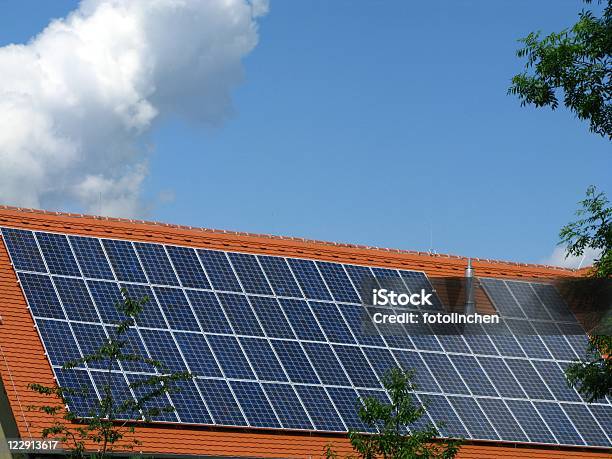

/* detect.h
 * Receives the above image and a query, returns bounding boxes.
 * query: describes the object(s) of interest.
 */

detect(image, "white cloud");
[541,246,601,269]
[0,0,267,217]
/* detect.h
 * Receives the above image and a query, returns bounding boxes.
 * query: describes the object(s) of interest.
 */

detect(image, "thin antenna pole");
[577,252,587,269]
[98,192,102,216]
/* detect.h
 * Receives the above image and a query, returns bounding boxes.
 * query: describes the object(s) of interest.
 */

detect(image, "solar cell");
[71,322,110,370]
[134,242,180,286]
[561,403,610,447]
[239,337,287,381]
[505,359,554,400]
[338,304,385,346]
[248,295,296,339]
[109,327,156,373]
[316,261,360,303]
[398,271,444,311]
[126,373,178,422]
[424,353,470,395]
[230,381,280,428]
[37,319,82,366]
[263,383,314,430]
[121,283,166,328]
[448,396,499,440]
[477,357,527,399]
[87,280,124,324]
[167,379,211,424]
[506,281,552,321]
[327,387,370,431]
[449,354,497,397]
[55,368,99,416]
[480,278,525,318]
[589,405,612,437]
[531,283,575,321]
[302,342,351,386]
[19,273,65,319]
[309,301,355,344]
[195,379,247,426]
[185,289,232,334]
[421,394,468,438]
[2,228,47,273]
[271,340,320,384]
[287,258,332,301]
[362,346,400,380]
[7,227,605,447]
[139,329,188,374]
[476,398,528,442]
[166,245,211,289]
[257,255,303,298]
[531,360,581,402]
[173,332,222,378]
[504,399,557,444]
[217,293,264,336]
[227,252,272,295]
[333,345,381,389]
[69,236,114,280]
[197,249,242,292]
[154,286,200,332]
[102,239,147,283]
[531,321,578,360]
[36,232,81,276]
[343,264,377,301]
[533,402,584,445]
[278,298,326,342]
[392,350,441,393]
[294,385,345,431]
[91,371,137,420]
[54,276,100,322]
[462,323,499,356]
[206,335,254,379]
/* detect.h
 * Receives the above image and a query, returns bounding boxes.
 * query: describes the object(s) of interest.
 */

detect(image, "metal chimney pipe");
[465,258,476,315]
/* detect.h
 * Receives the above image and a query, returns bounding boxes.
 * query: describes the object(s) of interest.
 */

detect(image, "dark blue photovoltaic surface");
[102,239,147,283]
[197,249,242,292]
[134,242,180,286]
[18,272,65,319]
[295,385,345,431]
[35,232,81,276]
[166,245,211,289]
[196,379,247,426]
[230,381,280,428]
[264,383,314,430]
[3,227,609,447]
[3,228,47,272]
[69,236,115,280]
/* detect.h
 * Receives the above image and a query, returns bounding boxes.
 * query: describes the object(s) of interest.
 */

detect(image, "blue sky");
[0,0,610,266]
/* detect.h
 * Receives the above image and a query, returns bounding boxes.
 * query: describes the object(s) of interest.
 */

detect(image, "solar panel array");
[1,227,610,448]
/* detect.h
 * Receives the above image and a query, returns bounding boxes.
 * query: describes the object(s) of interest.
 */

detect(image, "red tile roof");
[0,206,608,458]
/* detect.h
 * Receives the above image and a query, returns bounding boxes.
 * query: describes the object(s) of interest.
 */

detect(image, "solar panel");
[3,227,610,448]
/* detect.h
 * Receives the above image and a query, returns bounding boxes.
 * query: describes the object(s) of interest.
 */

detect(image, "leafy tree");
[28,290,193,458]
[326,368,461,459]
[560,186,612,402]
[560,185,612,278]
[508,0,611,138]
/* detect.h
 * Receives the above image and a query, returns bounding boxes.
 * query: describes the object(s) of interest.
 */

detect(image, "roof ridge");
[0,204,578,272]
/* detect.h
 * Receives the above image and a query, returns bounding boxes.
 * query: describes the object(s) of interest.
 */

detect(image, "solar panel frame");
[3,226,609,448]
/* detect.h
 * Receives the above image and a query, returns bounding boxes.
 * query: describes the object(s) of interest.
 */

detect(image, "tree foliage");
[508,0,611,138]
[326,368,461,459]
[560,185,612,278]
[28,290,193,457]
[560,186,612,402]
